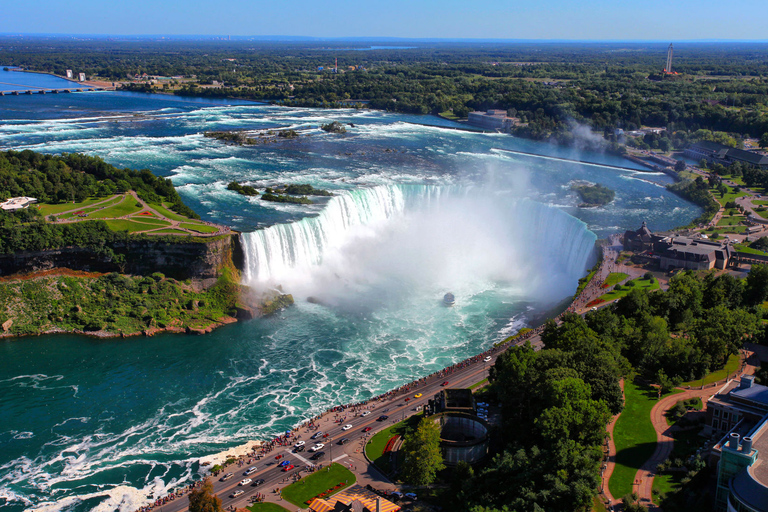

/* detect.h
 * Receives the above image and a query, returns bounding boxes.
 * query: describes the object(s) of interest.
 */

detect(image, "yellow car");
[414,393,422,398]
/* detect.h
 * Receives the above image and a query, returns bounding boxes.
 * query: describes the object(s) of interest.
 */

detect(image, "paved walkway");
[600,380,624,508]
[633,347,761,510]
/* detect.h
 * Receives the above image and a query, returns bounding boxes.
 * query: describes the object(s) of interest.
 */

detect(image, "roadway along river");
[156,351,498,512]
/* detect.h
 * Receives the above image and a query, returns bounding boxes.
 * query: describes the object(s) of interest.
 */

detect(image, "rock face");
[0,234,244,280]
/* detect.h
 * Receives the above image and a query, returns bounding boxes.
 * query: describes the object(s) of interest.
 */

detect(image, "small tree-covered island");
[571,182,616,207]
[0,150,292,337]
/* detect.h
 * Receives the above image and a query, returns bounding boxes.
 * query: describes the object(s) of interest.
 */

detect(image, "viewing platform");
[0,84,113,95]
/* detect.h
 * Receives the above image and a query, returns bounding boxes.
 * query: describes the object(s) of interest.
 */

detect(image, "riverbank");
[0,268,292,340]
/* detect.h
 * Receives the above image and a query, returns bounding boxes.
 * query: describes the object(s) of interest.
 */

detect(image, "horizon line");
[2,33,768,44]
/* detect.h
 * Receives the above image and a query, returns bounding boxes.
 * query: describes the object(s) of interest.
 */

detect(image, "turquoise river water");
[0,89,700,511]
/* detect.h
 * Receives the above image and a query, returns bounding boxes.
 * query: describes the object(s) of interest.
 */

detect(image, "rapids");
[0,91,700,512]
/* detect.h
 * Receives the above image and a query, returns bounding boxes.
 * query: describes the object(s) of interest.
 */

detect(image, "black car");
[338,437,349,445]
[251,478,265,487]
[310,451,326,461]
[293,445,305,452]
[378,415,389,421]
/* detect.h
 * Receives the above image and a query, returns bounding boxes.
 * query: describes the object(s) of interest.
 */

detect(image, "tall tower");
[335,57,338,74]
[665,43,674,74]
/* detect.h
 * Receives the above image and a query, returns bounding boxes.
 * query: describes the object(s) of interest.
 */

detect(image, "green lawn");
[38,197,105,216]
[752,200,768,206]
[281,463,355,507]
[652,473,680,503]
[604,272,629,288]
[754,209,768,219]
[127,216,173,226]
[180,222,219,233]
[365,414,421,474]
[721,175,747,186]
[598,277,660,303]
[711,185,748,207]
[681,353,740,387]
[609,380,682,500]
[150,228,189,235]
[57,195,124,219]
[438,110,460,121]
[716,215,746,226]
[247,503,290,512]
[89,195,143,218]
[104,219,172,233]
[734,243,768,256]
[707,226,747,235]
[150,202,191,222]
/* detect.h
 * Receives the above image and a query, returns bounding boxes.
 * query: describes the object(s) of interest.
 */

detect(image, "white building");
[78,73,86,82]
[0,197,38,211]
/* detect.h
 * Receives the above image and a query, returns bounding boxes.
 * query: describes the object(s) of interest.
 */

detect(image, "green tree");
[745,264,768,306]
[675,159,686,172]
[188,478,222,512]
[401,416,446,485]
[760,132,768,150]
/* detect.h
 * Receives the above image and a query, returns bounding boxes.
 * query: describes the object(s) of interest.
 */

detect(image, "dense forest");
[451,268,767,512]
[0,150,198,218]
[3,38,768,143]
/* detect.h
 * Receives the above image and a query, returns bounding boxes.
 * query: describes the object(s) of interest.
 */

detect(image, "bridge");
[0,82,115,96]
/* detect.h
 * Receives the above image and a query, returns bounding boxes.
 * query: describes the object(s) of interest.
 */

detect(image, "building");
[706,377,768,438]
[623,221,655,252]
[622,222,733,271]
[657,235,733,271]
[308,485,400,512]
[685,141,768,170]
[711,418,768,512]
[66,70,73,79]
[0,196,37,211]
[467,110,516,132]
[78,73,86,82]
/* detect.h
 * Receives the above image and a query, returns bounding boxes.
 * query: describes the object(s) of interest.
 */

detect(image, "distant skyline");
[3,0,768,41]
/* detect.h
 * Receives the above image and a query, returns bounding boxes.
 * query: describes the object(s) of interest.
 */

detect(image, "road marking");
[332,454,348,462]
[287,449,310,465]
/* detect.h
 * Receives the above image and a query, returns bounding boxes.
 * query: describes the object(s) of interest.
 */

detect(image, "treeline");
[667,176,720,226]
[6,39,768,141]
[0,150,198,219]
[0,211,202,255]
[454,268,767,512]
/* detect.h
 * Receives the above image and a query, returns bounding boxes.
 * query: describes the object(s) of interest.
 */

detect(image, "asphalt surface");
[155,352,498,512]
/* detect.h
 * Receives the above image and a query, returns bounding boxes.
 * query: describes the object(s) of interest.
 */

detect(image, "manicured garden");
[608,380,681,499]
[281,463,355,507]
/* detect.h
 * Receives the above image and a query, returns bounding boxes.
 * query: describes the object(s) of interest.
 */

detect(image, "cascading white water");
[240,184,597,298]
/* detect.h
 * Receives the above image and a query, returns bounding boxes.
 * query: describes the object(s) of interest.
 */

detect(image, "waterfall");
[240,184,596,291]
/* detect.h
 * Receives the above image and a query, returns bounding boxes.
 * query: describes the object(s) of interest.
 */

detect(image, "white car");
[294,440,305,448]
[361,411,371,417]
[342,424,352,431]
[483,356,492,362]
[240,478,252,486]
[230,489,244,498]
[244,466,257,475]
[310,443,325,452]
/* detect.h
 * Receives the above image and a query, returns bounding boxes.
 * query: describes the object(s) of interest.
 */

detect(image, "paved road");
[155,352,499,512]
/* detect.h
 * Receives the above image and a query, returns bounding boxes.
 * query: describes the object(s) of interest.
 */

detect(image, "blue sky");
[3,0,768,40]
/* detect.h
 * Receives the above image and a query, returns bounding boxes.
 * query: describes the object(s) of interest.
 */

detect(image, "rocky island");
[571,182,616,207]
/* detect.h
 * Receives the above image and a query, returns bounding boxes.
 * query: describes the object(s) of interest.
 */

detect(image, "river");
[0,88,699,512]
